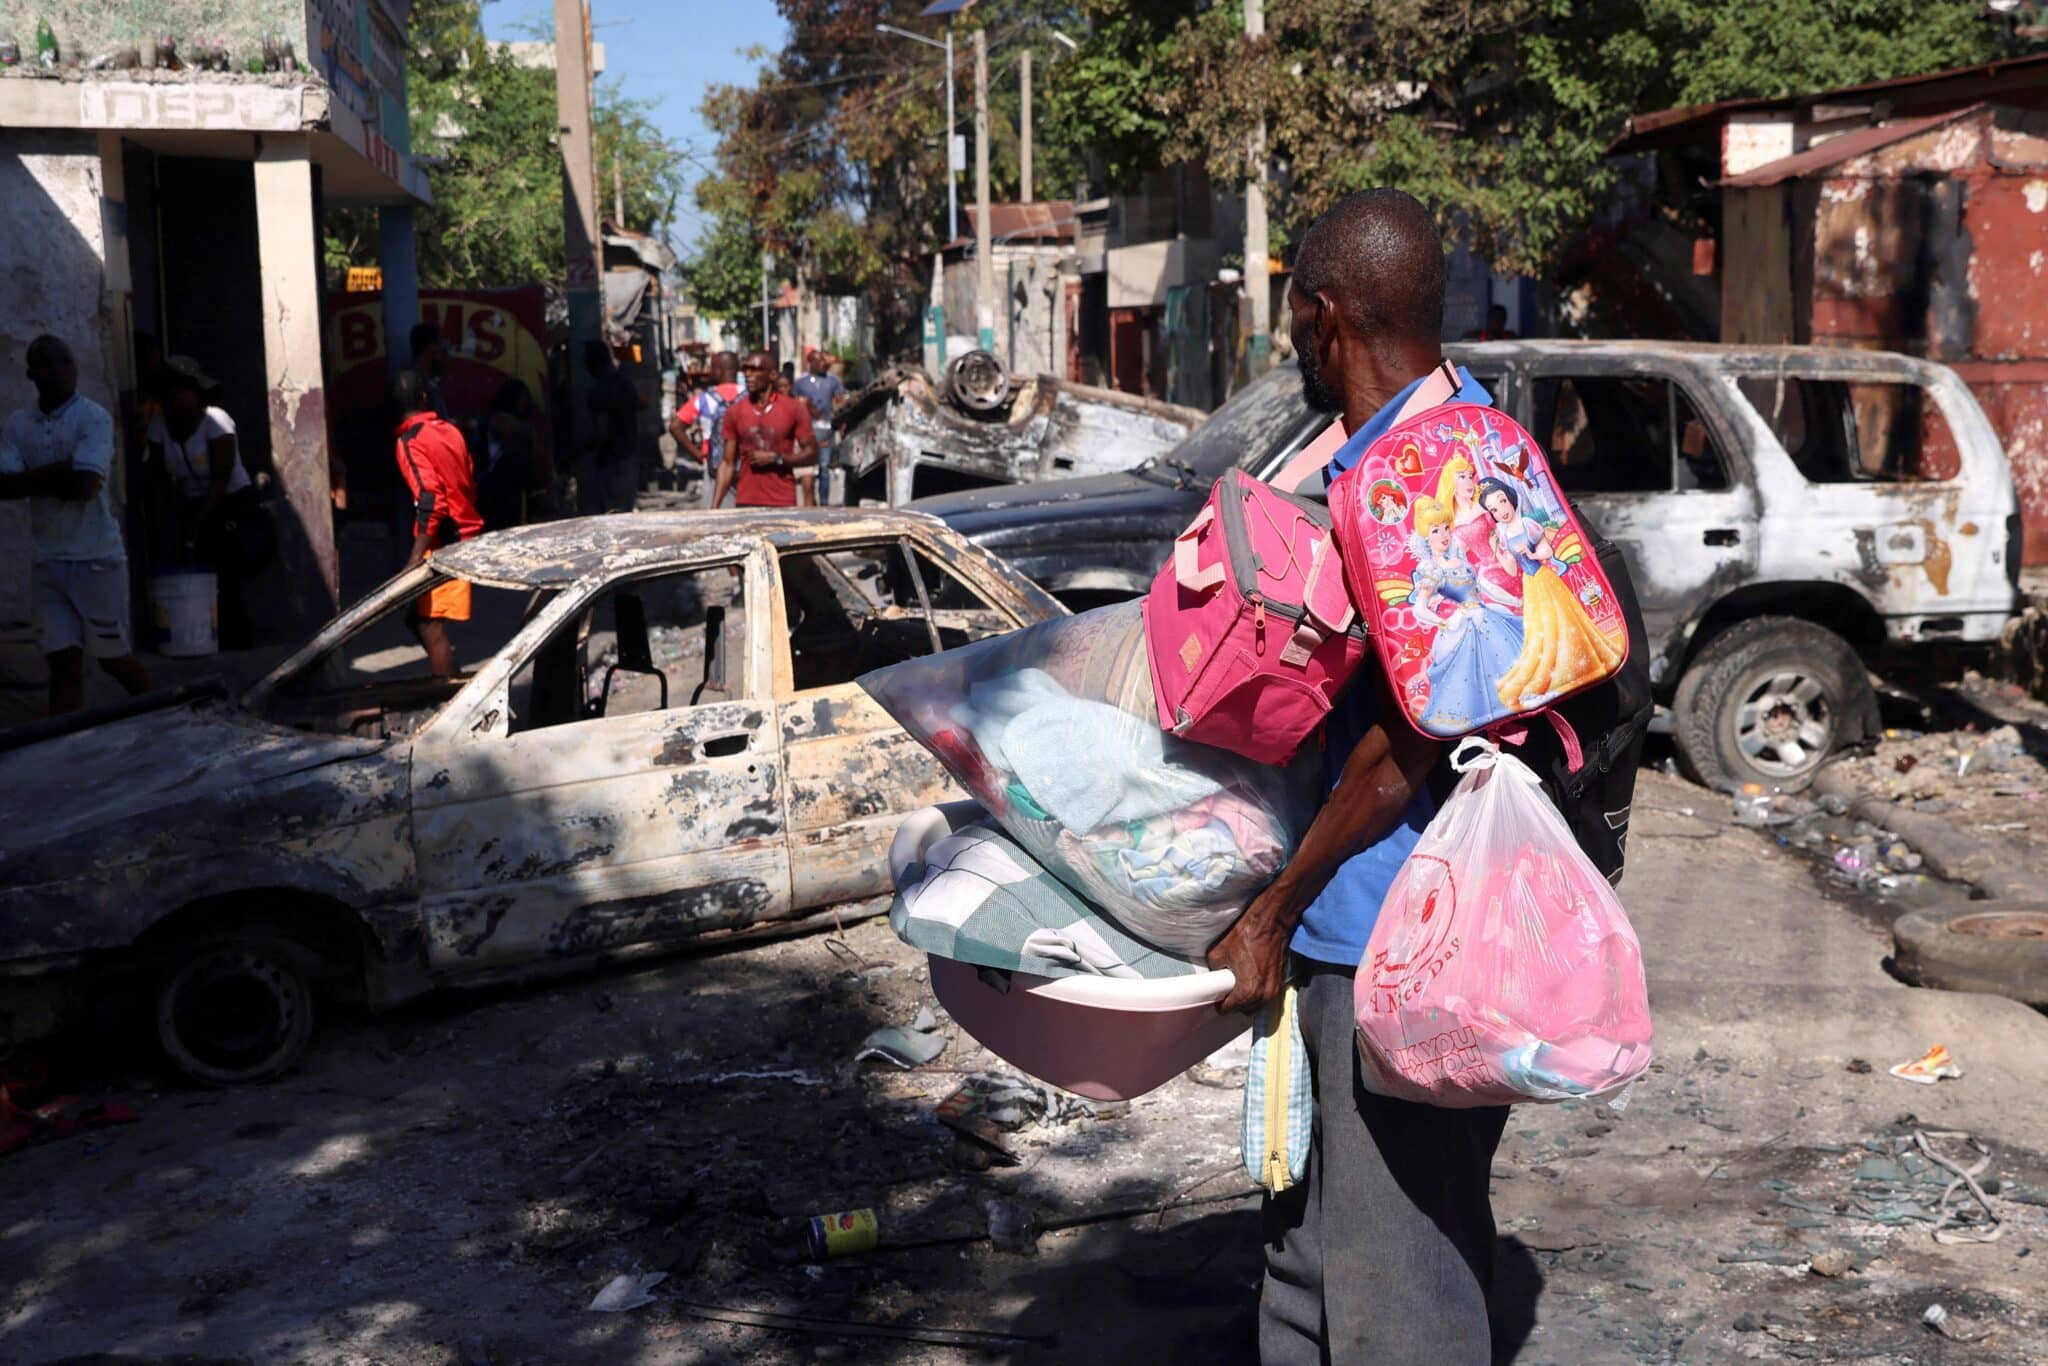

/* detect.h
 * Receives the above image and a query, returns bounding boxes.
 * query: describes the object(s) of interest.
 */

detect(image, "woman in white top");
[147,355,272,648]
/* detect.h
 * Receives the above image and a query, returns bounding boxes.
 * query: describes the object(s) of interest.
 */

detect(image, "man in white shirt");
[0,335,151,713]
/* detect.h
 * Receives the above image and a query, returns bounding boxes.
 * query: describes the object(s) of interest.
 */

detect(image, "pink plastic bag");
[1354,738,1653,1108]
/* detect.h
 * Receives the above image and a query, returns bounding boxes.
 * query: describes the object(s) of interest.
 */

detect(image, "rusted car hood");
[0,703,385,859]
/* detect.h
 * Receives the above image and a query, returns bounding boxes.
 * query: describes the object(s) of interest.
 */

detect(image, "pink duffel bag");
[1355,737,1654,1108]
[1142,470,1367,764]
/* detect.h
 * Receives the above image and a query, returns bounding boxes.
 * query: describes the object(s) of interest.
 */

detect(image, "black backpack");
[1423,534,1653,885]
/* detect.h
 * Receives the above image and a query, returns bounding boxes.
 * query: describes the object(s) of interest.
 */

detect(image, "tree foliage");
[1155,0,2018,275]
[688,1,1097,352]
[324,0,687,289]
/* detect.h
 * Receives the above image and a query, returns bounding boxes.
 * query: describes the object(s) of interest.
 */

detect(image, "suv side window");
[1530,375,1730,495]
[1736,376,1957,483]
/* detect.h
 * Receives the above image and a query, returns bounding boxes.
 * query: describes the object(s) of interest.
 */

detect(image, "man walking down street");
[792,347,847,505]
[711,351,816,509]
[670,351,739,506]
[0,335,151,714]
[1205,190,1506,1365]
[392,369,484,678]
[583,341,642,514]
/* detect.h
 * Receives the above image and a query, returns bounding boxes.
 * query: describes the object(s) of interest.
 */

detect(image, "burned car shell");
[837,367,1205,506]
[924,342,2020,684]
[0,510,1060,1019]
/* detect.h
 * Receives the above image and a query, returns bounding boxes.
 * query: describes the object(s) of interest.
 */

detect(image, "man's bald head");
[1293,189,1444,350]
[1286,189,1446,420]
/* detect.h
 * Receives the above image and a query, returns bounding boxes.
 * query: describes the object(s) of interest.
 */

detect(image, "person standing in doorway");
[391,369,483,677]
[583,340,642,514]
[1205,190,1506,1366]
[793,346,847,506]
[146,355,273,650]
[0,335,151,713]
[711,351,816,509]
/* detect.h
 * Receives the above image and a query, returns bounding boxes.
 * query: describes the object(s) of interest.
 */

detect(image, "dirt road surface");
[4,771,2046,1365]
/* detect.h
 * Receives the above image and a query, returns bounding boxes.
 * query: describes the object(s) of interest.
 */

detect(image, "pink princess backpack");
[1327,402,1628,740]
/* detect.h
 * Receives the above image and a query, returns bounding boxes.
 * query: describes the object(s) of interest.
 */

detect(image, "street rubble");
[2,770,2046,1364]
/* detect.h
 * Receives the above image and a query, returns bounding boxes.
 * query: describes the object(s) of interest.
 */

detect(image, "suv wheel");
[155,934,317,1086]
[1673,616,1875,793]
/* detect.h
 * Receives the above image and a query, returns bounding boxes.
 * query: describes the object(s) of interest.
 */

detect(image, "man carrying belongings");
[1207,189,1506,1366]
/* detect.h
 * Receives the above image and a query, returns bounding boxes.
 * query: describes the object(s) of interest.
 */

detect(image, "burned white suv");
[923,342,2022,791]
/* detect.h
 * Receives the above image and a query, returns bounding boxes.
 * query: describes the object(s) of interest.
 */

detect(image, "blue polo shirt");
[1290,366,1493,968]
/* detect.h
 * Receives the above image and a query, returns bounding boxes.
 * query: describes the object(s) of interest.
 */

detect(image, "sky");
[482,0,792,258]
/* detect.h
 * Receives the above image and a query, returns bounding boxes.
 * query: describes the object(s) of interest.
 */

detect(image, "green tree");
[326,0,687,288]
[1155,0,2020,275]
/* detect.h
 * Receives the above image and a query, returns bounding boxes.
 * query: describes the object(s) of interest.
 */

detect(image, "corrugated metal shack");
[1611,55,2048,563]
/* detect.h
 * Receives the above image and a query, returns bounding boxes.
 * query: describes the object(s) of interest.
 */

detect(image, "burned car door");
[410,550,792,972]
[1525,365,1761,684]
[1734,363,2017,642]
[772,534,1022,909]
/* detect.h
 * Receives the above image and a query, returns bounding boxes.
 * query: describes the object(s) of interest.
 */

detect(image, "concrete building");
[0,0,429,641]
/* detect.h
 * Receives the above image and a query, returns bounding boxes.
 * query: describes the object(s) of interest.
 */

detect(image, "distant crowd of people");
[671,346,850,508]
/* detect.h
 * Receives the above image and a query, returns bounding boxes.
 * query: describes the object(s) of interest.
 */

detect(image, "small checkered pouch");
[1242,982,1312,1193]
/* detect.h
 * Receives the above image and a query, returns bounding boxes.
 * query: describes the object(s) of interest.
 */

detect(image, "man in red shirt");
[712,350,816,508]
[392,369,485,676]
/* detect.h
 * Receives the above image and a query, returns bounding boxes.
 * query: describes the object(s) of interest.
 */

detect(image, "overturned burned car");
[0,510,1060,1084]
[837,351,1205,506]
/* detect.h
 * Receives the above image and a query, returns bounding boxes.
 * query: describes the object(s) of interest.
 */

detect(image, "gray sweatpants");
[1259,962,1508,1365]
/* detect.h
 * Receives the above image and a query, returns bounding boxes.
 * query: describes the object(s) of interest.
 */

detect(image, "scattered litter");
[1845,1058,1873,1075]
[1979,821,2029,833]
[1912,1129,2004,1244]
[910,1005,939,1033]
[587,1271,667,1312]
[1733,1311,1763,1333]
[1889,1045,1962,1086]
[985,1198,1039,1255]
[683,1068,827,1087]
[856,1027,948,1069]
[1895,754,1919,774]
[804,1208,880,1260]
[1923,1302,1995,1344]
[1733,786,1817,827]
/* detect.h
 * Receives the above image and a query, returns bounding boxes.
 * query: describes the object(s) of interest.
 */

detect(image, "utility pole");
[553,0,602,488]
[946,26,958,243]
[1019,47,1032,205]
[1243,0,1271,378]
[612,155,624,226]
[760,250,772,354]
[973,26,994,354]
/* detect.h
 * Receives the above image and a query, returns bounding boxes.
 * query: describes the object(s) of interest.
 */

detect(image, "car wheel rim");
[1732,668,1834,778]
[1949,911,2048,941]
[167,949,299,1078]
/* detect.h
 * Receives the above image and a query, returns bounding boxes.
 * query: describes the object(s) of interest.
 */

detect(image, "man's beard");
[1298,343,1342,414]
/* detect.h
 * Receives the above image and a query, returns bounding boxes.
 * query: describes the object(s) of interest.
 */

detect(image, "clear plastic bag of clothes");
[861,602,1317,956]
[1354,738,1654,1108]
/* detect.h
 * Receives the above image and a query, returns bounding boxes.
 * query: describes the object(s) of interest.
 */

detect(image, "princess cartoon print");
[1480,478,1624,707]
[1406,496,1527,733]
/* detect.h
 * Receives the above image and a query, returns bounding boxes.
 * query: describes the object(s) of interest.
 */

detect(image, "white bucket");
[150,570,218,657]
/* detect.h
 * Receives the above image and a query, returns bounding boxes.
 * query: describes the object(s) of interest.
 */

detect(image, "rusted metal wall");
[1770,108,2048,562]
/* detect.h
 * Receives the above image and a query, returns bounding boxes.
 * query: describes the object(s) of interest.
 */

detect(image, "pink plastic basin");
[895,800,1249,1100]
[928,956,1248,1101]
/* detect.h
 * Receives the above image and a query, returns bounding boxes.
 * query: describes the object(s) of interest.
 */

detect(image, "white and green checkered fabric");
[890,823,1205,980]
